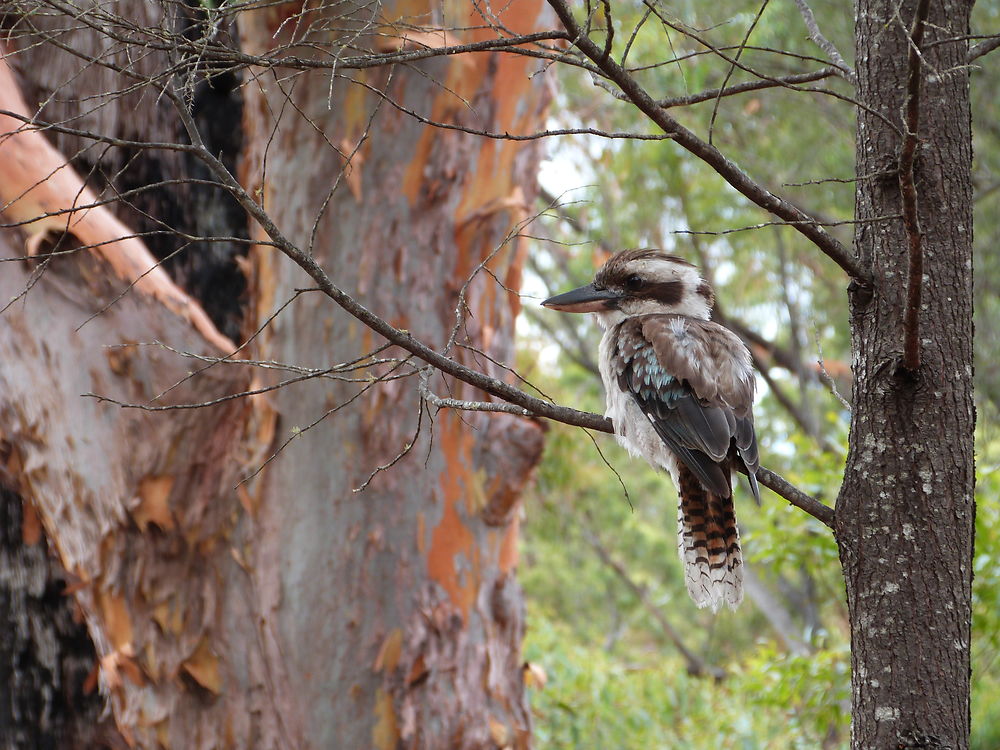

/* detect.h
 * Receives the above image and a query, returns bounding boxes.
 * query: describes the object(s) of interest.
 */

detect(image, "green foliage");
[525,613,849,750]
[972,464,1000,750]
[519,1,999,747]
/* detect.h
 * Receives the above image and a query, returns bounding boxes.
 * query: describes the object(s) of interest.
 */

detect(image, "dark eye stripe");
[638,280,683,305]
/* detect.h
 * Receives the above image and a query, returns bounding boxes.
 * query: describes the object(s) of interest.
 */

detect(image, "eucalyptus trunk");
[0,0,549,746]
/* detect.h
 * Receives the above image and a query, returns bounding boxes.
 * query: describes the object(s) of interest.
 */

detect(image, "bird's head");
[542,249,714,328]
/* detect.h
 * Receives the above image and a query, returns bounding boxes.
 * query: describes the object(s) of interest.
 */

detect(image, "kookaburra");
[543,249,760,611]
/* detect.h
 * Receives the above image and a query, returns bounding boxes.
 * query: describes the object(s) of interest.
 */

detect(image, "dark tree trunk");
[0,488,120,750]
[839,0,975,747]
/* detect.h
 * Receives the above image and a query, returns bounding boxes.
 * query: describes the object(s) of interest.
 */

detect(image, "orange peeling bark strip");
[371,688,400,750]
[427,413,478,619]
[373,629,403,672]
[133,476,176,532]
[0,48,234,354]
[21,499,42,545]
[96,588,134,651]
[416,512,425,554]
[499,515,520,573]
[181,637,223,694]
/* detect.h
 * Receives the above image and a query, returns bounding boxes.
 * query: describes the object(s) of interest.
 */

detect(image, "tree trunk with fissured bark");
[838,0,975,747]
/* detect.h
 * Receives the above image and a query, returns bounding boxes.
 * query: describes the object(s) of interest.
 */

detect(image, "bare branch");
[815,329,852,411]
[792,0,856,83]
[967,36,1000,64]
[337,74,682,142]
[708,0,771,144]
[900,0,931,373]
[620,7,652,68]
[755,467,835,528]
[656,66,839,108]
[546,0,870,284]
[420,393,534,417]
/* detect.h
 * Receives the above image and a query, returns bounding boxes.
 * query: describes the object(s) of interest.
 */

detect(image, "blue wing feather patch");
[616,329,757,499]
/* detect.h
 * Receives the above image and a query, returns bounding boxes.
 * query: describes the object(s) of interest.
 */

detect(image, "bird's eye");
[625,274,644,291]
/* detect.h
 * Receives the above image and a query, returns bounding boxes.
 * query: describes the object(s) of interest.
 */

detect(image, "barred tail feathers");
[676,463,743,611]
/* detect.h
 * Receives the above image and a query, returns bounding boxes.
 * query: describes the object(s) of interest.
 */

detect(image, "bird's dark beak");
[541,283,622,313]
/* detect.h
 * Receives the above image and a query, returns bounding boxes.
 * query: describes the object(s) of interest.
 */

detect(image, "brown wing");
[612,314,760,499]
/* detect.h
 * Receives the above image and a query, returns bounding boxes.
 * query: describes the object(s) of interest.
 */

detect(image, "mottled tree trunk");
[235,1,549,747]
[839,0,975,747]
[1,0,548,746]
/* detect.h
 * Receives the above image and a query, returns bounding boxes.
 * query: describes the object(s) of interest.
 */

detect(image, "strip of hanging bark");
[0,47,234,354]
[899,0,931,373]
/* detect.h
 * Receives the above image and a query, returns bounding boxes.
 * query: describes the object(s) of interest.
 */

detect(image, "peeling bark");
[236,2,550,746]
[0,487,121,749]
[0,228,260,745]
[2,0,550,746]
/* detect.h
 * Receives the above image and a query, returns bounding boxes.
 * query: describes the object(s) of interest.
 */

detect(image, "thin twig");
[708,0,770,144]
[656,66,838,108]
[619,7,652,68]
[547,0,870,284]
[899,0,931,373]
[1,255,52,315]
[792,0,856,83]
[814,329,852,411]
[353,395,425,493]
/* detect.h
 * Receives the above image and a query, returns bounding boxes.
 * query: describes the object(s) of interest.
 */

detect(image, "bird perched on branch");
[543,249,760,611]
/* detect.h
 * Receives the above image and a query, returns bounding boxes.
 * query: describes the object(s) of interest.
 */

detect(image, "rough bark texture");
[0,228,251,744]
[839,1,975,748]
[1,0,548,747]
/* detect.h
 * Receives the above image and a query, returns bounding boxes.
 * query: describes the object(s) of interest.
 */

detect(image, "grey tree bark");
[839,0,975,747]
